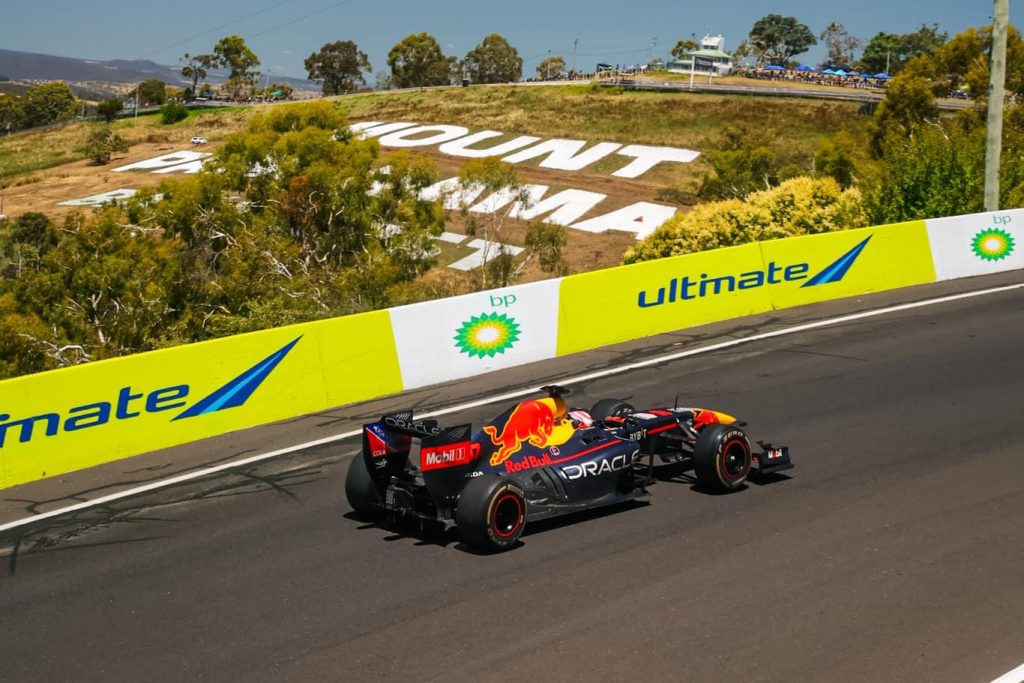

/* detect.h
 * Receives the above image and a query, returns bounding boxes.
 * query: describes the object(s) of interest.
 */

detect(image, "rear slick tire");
[693,423,752,492]
[457,477,527,551]
[345,455,381,519]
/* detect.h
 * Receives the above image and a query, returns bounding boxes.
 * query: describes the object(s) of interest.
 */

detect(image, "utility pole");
[134,81,140,122]
[573,38,579,77]
[985,0,1010,212]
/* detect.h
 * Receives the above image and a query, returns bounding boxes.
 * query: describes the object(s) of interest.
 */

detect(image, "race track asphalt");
[2,272,1023,683]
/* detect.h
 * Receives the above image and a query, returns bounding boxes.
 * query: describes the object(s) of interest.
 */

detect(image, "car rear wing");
[362,410,480,505]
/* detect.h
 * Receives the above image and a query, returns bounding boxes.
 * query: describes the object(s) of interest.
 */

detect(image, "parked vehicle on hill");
[345,385,792,551]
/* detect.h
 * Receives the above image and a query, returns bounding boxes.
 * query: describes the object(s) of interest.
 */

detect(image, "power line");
[139,0,303,59]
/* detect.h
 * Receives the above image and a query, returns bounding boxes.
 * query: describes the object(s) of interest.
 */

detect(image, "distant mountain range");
[0,48,317,94]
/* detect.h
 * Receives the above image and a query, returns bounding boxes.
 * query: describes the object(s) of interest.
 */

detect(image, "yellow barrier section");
[557,243,773,356]
[760,221,934,309]
[0,311,401,489]
[557,220,937,356]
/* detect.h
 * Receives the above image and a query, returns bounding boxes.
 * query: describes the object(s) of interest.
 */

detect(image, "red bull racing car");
[345,386,791,551]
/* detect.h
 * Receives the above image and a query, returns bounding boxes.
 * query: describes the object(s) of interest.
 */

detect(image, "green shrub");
[79,126,129,164]
[160,102,189,125]
[698,147,780,200]
[623,176,868,264]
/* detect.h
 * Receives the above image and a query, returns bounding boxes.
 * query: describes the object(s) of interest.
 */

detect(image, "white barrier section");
[926,208,1024,281]
[389,279,561,388]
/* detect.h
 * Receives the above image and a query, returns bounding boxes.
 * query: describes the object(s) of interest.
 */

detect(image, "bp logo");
[971,228,1015,262]
[454,312,521,358]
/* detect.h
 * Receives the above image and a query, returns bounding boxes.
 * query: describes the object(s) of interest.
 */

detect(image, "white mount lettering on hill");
[349,121,700,179]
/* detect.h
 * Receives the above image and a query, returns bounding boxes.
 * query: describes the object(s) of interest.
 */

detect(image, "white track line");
[990,662,1024,683]
[2,280,1022,534]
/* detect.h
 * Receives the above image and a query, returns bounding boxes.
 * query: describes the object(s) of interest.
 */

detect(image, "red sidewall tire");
[693,424,751,492]
[457,477,527,551]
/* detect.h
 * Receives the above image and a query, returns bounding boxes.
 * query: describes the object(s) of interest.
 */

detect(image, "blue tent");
[833,69,848,77]
[822,68,836,75]
[794,65,815,72]
[874,72,891,79]
[765,64,787,71]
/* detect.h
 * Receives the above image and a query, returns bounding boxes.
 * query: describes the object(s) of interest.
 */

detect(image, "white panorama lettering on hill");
[350,121,700,178]
[59,188,140,206]
[571,202,677,239]
[112,151,211,173]
[483,185,607,226]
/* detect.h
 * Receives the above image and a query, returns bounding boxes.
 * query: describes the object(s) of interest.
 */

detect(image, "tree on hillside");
[21,82,78,127]
[213,35,261,97]
[748,14,817,66]
[96,98,123,123]
[387,33,456,88]
[80,126,129,164]
[732,40,753,66]
[464,34,523,84]
[181,53,216,99]
[868,74,939,156]
[671,39,700,61]
[922,25,1024,98]
[0,97,25,133]
[304,40,372,95]
[455,158,530,288]
[137,79,167,106]
[860,24,947,74]
[820,21,861,66]
[536,55,566,80]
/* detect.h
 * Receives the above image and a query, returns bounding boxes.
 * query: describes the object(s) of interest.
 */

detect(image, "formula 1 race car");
[345,385,792,551]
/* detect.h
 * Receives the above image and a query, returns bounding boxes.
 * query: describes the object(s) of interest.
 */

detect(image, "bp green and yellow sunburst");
[453,313,521,358]
[971,228,1015,261]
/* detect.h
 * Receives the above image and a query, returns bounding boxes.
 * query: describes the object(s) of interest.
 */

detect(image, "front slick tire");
[345,455,381,519]
[457,477,527,552]
[693,423,751,492]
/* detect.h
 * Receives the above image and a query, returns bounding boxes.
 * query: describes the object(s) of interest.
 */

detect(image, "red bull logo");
[503,453,553,474]
[484,400,556,466]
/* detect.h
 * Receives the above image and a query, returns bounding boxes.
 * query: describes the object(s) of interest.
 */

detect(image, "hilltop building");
[667,35,733,77]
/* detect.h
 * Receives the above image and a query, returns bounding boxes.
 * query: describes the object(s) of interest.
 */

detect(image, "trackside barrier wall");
[0,313,402,489]
[557,220,935,355]
[925,209,1024,281]
[1,208,1021,490]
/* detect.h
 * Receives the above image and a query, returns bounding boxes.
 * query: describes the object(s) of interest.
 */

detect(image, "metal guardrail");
[607,78,973,111]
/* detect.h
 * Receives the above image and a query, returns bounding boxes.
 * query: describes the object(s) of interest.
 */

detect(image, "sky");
[1,0,1020,81]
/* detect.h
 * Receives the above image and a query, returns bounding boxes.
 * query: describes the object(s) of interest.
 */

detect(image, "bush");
[864,124,984,223]
[815,132,857,188]
[698,147,780,200]
[96,98,123,123]
[160,102,189,125]
[623,176,868,264]
[79,126,129,164]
